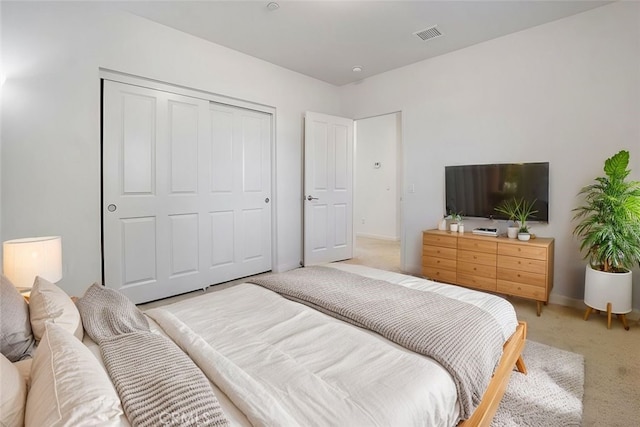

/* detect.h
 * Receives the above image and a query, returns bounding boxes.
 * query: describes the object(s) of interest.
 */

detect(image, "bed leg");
[515,355,527,375]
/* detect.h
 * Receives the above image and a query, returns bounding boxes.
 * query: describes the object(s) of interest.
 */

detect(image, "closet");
[102,78,272,303]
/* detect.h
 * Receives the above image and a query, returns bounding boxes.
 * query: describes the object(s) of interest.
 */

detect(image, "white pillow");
[25,322,124,427]
[29,276,83,341]
[0,353,27,427]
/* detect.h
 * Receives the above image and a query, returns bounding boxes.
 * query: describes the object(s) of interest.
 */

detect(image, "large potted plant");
[573,150,640,330]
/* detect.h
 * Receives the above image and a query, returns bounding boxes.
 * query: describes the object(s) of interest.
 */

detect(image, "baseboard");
[355,233,400,242]
[549,293,640,321]
[548,294,586,311]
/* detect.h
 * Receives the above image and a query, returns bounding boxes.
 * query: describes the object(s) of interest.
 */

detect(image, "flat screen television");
[445,162,549,222]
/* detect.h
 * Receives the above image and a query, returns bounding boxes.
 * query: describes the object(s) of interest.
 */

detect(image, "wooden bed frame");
[459,321,528,427]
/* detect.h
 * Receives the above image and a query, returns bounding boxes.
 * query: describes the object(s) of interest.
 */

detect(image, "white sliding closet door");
[208,103,272,283]
[102,80,271,303]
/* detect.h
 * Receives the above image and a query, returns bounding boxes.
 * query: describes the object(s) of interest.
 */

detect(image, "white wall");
[355,113,400,240]
[340,2,640,310]
[0,2,341,295]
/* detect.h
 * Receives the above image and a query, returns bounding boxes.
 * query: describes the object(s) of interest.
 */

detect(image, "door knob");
[265,198,270,203]
[307,195,319,201]
[107,204,117,212]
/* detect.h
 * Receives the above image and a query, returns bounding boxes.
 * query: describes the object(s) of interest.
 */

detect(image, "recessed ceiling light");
[352,66,363,73]
[267,2,280,11]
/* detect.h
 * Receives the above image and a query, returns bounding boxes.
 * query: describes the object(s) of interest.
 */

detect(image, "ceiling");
[114,1,611,86]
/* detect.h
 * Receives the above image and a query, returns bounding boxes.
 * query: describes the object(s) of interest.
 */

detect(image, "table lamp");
[2,236,62,292]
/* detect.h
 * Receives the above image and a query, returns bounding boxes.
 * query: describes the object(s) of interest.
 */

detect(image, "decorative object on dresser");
[573,150,640,330]
[438,215,448,231]
[422,230,554,316]
[515,198,538,241]
[449,211,462,232]
[494,198,521,239]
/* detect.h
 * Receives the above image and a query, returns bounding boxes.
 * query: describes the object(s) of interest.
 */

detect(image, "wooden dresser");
[422,229,554,316]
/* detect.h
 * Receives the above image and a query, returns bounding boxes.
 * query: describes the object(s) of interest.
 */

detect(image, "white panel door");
[304,111,354,265]
[207,103,272,282]
[103,81,272,303]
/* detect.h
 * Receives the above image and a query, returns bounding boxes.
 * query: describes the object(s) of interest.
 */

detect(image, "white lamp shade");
[3,236,62,289]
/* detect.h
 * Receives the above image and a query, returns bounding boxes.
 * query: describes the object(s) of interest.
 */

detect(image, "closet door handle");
[307,195,319,201]
[107,204,117,212]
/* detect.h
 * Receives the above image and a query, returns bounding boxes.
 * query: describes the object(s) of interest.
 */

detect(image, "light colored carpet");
[493,340,585,427]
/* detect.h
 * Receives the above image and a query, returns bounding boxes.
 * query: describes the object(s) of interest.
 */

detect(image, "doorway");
[350,112,402,272]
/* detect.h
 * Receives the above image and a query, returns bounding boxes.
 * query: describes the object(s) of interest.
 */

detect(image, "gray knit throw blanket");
[250,266,505,420]
[77,284,229,427]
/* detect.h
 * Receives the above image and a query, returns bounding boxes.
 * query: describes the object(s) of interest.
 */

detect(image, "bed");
[1,264,526,427]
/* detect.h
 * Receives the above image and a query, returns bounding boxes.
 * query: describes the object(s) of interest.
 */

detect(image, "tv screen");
[445,162,549,222]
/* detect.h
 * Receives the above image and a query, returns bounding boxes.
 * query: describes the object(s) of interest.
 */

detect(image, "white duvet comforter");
[143,264,518,427]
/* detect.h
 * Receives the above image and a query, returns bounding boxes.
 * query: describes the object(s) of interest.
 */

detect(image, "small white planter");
[517,232,530,241]
[507,227,519,239]
[584,265,632,314]
[450,223,459,232]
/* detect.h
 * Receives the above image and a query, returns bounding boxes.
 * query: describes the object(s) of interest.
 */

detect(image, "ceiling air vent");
[413,26,442,41]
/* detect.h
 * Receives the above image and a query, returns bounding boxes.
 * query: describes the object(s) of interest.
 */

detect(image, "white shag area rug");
[492,340,585,427]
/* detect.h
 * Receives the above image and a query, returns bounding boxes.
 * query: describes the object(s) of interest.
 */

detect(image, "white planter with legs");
[584,265,632,314]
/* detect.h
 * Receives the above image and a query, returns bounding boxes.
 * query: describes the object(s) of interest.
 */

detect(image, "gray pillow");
[76,283,149,344]
[0,274,36,362]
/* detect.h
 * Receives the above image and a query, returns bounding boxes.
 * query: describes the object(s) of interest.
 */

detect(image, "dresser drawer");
[423,267,457,284]
[458,238,497,253]
[457,273,496,292]
[423,255,456,271]
[457,250,497,266]
[457,261,496,279]
[498,255,546,274]
[498,243,547,260]
[423,245,457,260]
[423,233,457,249]
[497,280,547,301]
[497,268,546,287]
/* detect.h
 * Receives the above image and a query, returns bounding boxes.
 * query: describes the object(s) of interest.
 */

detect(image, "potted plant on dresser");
[495,198,522,239]
[515,199,538,241]
[573,150,640,330]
